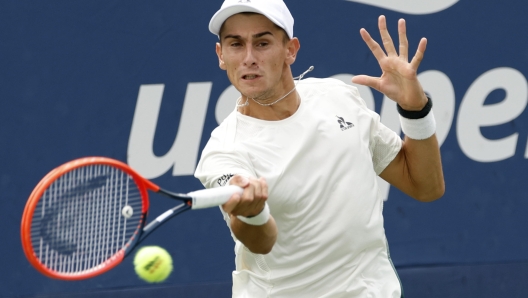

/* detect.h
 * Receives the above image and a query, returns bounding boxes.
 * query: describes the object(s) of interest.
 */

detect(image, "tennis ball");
[133,246,173,283]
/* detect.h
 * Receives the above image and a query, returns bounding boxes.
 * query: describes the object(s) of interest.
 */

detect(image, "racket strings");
[29,164,143,274]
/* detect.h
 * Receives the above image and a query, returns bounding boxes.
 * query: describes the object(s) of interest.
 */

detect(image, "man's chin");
[236,82,268,98]
[240,90,267,100]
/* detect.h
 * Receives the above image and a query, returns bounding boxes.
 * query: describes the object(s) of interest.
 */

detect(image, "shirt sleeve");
[194,117,255,189]
[370,118,403,175]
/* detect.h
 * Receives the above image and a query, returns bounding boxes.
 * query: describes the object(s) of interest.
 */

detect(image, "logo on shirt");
[336,116,354,131]
[217,173,235,187]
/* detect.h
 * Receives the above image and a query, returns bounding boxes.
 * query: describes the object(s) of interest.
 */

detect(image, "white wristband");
[399,110,436,140]
[237,203,270,226]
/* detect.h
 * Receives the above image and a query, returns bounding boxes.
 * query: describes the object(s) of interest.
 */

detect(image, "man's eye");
[257,42,268,47]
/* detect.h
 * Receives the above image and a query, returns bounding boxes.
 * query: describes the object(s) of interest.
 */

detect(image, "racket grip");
[188,185,243,209]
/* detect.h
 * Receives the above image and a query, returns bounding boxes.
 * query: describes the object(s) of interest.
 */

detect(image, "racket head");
[21,157,151,280]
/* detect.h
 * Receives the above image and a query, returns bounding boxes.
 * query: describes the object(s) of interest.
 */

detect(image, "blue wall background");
[2,1,528,297]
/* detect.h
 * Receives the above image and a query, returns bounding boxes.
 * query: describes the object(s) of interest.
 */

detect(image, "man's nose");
[243,46,257,66]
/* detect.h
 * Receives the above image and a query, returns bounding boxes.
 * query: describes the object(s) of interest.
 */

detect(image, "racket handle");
[188,185,243,209]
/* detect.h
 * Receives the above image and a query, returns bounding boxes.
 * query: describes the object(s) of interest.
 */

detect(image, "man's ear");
[285,38,300,65]
[216,43,227,70]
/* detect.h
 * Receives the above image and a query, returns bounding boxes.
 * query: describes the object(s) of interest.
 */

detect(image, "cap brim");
[209,4,278,37]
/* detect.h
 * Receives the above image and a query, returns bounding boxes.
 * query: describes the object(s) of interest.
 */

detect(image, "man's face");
[216,13,295,101]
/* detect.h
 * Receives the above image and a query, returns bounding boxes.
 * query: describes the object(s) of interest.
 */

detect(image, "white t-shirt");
[195,78,403,298]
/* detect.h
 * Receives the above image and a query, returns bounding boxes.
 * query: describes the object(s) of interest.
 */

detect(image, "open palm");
[352,15,428,111]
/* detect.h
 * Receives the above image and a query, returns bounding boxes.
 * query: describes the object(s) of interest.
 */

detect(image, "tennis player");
[195,0,445,297]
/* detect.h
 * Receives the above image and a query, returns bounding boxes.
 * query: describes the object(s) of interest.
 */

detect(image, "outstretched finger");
[398,18,409,62]
[378,15,397,57]
[351,75,381,93]
[410,37,427,70]
[359,28,386,62]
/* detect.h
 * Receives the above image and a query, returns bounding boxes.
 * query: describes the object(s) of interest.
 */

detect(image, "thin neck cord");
[236,66,314,108]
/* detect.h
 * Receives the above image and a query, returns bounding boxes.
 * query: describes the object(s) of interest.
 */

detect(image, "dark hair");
[218,12,290,44]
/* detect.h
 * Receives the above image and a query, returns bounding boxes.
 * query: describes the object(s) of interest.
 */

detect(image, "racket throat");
[157,188,192,204]
[127,202,192,256]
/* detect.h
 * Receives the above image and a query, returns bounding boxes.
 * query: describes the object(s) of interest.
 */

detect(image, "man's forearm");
[230,215,278,255]
[400,134,445,202]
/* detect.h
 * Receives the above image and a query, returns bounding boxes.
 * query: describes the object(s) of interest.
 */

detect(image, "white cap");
[209,0,294,39]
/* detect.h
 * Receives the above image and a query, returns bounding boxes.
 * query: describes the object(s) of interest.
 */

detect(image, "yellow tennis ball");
[133,246,173,283]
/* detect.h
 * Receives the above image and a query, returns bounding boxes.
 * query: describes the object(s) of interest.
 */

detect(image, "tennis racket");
[20,156,242,280]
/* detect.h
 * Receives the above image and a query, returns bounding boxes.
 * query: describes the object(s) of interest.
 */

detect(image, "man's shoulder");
[298,77,364,107]
[298,77,360,96]
[203,110,237,149]
[299,77,350,87]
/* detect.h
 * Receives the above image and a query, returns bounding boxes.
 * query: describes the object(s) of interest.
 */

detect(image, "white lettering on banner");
[526,139,528,159]
[127,68,528,187]
[457,67,528,162]
[127,83,212,179]
[344,0,459,15]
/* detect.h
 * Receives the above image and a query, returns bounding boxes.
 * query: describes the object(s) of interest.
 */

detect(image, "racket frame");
[21,157,154,280]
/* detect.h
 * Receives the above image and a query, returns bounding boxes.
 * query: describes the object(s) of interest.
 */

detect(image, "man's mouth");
[243,74,259,80]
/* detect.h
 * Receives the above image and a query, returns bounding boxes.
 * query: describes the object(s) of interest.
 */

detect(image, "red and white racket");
[20,157,241,280]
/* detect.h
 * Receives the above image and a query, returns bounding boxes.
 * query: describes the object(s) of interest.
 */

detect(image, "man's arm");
[380,134,444,202]
[223,175,277,254]
[351,15,444,201]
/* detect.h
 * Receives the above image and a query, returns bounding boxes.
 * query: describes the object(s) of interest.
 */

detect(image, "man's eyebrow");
[253,31,273,38]
[223,31,274,40]
[223,34,241,40]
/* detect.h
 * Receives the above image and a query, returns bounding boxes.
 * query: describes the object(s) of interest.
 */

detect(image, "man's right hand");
[223,175,277,255]
[223,175,269,218]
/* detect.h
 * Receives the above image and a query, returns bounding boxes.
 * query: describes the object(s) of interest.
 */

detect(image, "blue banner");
[1,0,527,297]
